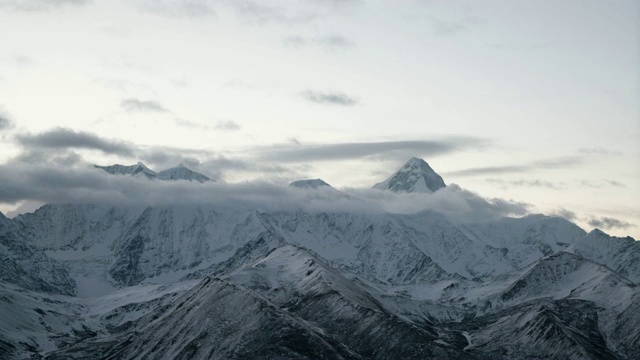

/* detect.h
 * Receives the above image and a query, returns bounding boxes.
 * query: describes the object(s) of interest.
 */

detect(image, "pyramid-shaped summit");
[373,157,446,193]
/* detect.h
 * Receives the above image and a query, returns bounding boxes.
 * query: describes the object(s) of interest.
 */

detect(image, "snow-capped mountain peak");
[94,162,212,182]
[289,178,332,189]
[373,157,446,193]
[158,164,212,182]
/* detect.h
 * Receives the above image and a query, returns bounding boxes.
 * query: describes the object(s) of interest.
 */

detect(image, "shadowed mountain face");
[1,157,638,359]
[373,158,446,193]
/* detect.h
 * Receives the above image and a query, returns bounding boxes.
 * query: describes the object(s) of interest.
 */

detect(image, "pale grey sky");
[0,0,638,237]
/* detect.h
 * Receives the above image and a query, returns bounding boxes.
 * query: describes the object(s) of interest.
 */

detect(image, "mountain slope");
[570,229,640,283]
[0,211,76,296]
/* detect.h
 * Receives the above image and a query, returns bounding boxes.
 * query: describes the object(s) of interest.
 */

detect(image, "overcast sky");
[0,0,638,237]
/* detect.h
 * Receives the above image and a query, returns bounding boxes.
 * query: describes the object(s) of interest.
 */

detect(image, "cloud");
[605,180,626,188]
[580,179,627,189]
[550,208,578,221]
[8,149,84,167]
[252,138,489,163]
[214,120,241,131]
[0,163,529,224]
[445,156,583,177]
[578,147,623,156]
[300,90,358,106]
[430,17,485,37]
[0,0,91,11]
[284,34,355,50]
[0,111,13,130]
[229,1,319,25]
[139,0,216,18]
[486,178,563,190]
[588,216,633,230]
[173,118,241,132]
[121,98,169,113]
[16,128,136,156]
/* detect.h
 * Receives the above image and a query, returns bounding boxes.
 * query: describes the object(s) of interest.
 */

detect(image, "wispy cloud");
[486,178,563,190]
[431,17,485,37]
[0,0,91,11]
[445,156,583,177]
[121,98,169,113]
[139,0,216,18]
[284,34,355,50]
[588,216,633,230]
[230,1,319,25]
[579,179,627,189]
[300,90,358,106]
[578,147,623,156]
[16,128,136,156]
[173,118,241,131]
[214,120,241,131]
[550,208,578,221]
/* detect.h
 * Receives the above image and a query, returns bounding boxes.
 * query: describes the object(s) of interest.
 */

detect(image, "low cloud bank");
[0,163,530,222]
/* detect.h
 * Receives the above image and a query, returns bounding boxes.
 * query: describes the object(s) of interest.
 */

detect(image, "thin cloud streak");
[251,138,489,163]
[121,98,169,113]
[445,156,583,177]
[300,90,358,106]
[284,34,355,50]
[0,0,91,11]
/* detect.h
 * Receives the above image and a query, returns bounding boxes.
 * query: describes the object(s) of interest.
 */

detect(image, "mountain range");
[1,157,638,359]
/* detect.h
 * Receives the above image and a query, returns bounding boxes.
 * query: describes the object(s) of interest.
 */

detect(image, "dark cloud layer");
[253,138,488,163]
[121,98,169,113]
[588,216,633,230]
[16,128,135,156]
[301,90,358,106]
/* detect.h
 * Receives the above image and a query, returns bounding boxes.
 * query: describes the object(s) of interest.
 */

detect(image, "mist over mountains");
[0,158,638,359]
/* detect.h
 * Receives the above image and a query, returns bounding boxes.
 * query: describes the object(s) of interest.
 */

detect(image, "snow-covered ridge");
[94,162,212,182]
